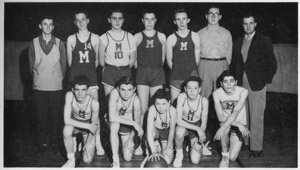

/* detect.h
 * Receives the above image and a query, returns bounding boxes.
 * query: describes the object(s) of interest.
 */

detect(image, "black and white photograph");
[3,1,298,168]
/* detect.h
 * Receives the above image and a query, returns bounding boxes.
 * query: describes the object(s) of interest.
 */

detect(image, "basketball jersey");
[137,31,162,67]
[154,106,171,129]
[182,94,203,123]
[170,31,197,80]
[32,37,62,90]
[214,86,247,125]
[102,30,136,67]
[71,95,94,123]
[69,33,97,86]
[115,93,136,120]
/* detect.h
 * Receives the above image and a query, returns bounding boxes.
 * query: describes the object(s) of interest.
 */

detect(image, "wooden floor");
[3,92,298,168]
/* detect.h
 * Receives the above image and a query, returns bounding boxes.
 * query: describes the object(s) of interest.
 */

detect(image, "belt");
[200,57,226,61]
[105,63,129,69]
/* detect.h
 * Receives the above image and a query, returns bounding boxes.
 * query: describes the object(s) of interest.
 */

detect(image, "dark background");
[4,2,298,43]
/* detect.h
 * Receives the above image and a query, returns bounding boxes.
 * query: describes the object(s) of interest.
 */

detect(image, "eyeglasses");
[207,12,220,17]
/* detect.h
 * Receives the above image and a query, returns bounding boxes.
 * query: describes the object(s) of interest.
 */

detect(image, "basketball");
[144,155,168,168]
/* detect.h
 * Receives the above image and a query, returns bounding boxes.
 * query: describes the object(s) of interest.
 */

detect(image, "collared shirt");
[29,34,67,77]
[198,24,232,63]
[244,31,256,41]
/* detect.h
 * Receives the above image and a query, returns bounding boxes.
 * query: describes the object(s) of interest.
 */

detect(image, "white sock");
[67,153,75,160]
[222,152,229,157]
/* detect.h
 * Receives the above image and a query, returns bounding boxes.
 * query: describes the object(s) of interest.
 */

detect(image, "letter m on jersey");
[79,51,90,63]
[180,42,188,51]
[146,40,154,48]
[115,43,124,59]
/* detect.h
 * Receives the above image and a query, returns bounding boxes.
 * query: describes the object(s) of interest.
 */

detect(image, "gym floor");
[4,92,297,168]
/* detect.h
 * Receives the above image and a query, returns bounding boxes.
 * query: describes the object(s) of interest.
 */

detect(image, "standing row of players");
[29,4,276,168]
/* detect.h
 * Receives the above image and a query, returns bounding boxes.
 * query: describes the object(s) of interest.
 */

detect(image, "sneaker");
[111,160,120,168]
[96,143,105,155]
[62,158,75,168]
[173,152,183,168]
[135,145,143,155]
[219,156,229,168]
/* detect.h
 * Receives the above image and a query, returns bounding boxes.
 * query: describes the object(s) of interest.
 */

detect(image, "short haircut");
[115,76,136,88]
[242,12,256,22]
[110,9,124,18]
[182,76,202,88]
[207,4,222,14]
[219,70,237,82]
[71,75,90,89]
[174,8,189,20]
[151,88,171,104]
[74,10,89,20]
[142,8,156,18]
[39,14,55,24]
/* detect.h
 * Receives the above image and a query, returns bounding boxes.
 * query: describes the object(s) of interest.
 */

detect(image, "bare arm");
[166,35,175,69]
[99,36,107,67]
[158,32,167,65]
[147,106,158,154]
[166,106,177,150]
[192,32,201,66]
[66,35,75,67]
[91,34,100,68]
[200,97,208,132]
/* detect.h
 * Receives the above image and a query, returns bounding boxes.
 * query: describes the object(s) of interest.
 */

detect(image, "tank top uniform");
[71,95,94,123]
[137,31,162,67]
[182,94,203,123]
[104,31,132,67]
[170,31,198,81]
[154,107,171,129]
[116,93,136,120]
[215,86,247,125]
[70,33,97,86]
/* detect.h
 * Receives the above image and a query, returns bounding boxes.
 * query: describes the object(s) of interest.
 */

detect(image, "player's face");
[185,81,201,99]
[39,19,54,35]
[154,98,169,114]
[74,13,89,30]
[243,16,257,35]
[118,84,135,101]
[174,12,190,30]
[73,84,88,102]
[206,8,221,25]
[109,12,124,31]
[221,76,237,94]
[142,13,157,31]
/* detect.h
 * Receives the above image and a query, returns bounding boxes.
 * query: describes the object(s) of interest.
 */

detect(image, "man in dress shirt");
[197,6,232,99]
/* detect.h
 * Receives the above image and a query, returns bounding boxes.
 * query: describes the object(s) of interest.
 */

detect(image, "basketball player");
[108,76,144,168]
[99,9,137,97]
[213,70,250,167]
[140,89,177,167]
[67,11,104,156]
[173,76,208,168]
[166,8,200,103]
[134,10,167,131]
[62,75,100,168]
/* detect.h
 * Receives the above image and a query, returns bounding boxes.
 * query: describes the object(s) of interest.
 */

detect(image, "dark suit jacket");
[230,32,277,91]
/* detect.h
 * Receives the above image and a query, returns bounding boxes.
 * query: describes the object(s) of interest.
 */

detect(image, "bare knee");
[63,126,73,139]
[123,151,132,161]
[229,154,238,161]
[175,126,185,139]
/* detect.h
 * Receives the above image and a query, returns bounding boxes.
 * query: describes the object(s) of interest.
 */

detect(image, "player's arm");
[158,32,167,65]
[66,35,75,67]
[85,98,100,145]
[214,89,249,140]
[166,35,175,69]
[108,89,142,132]
[176,93,203,134]
[200,96,209,132]
[192,32,201,66]
[132,95,143,136]
[63,92,94,132]
[99,35,107,67]
[134,32,143,68]
[165,106,177,152]
[146,106,158,154]
[128,34,137,68]
[91,33,100,68]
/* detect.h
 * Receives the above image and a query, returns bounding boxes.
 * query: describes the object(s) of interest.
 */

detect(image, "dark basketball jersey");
[170,31,197,80]
[70,33,97,86]
[137,31,162,67]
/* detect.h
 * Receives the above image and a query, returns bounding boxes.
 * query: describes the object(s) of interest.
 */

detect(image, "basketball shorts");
[102,64,131,87]
[136,66,165,87]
